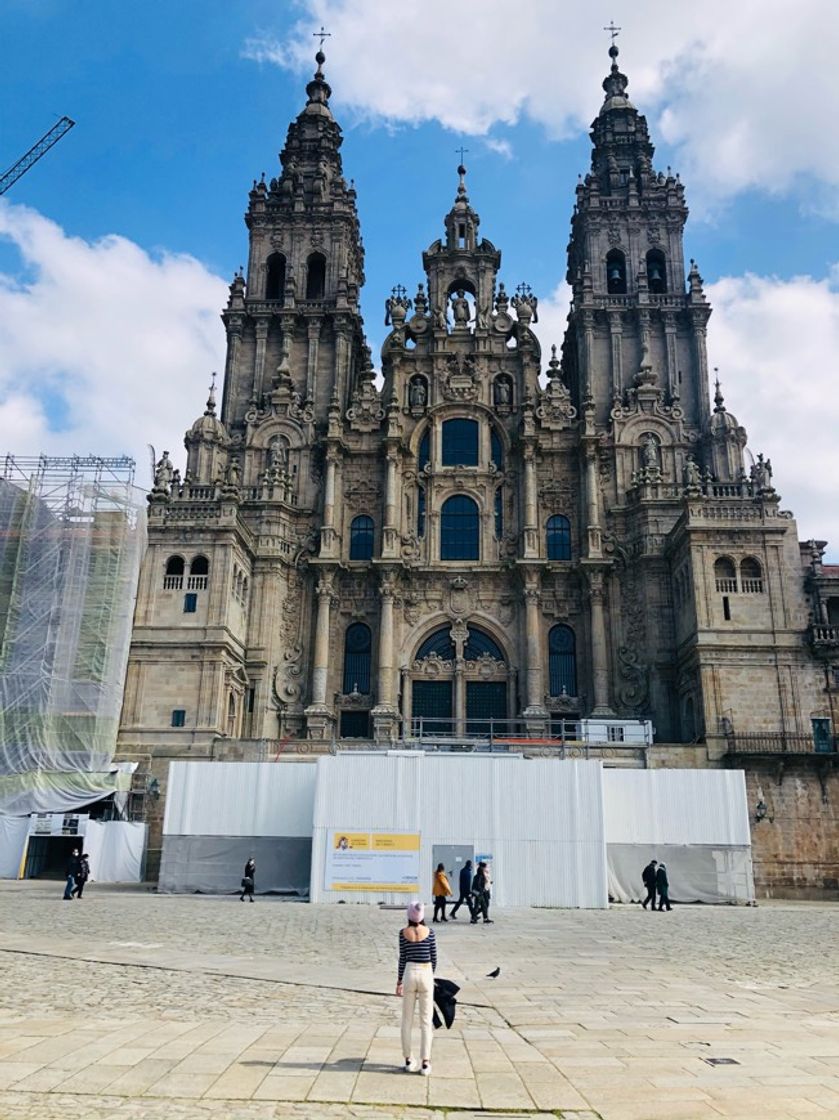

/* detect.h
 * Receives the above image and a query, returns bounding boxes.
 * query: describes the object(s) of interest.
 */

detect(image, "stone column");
[252,319,269,402]
[319,448,340,558]
[454,657,465,738]
[221,317,243,422]
[382,447,400,558]
[607,310,623,403]
[587,569,614,715]
[663,311,678,401]
[310,574,333,707]
[523,446,538,557]
[306,321,321,402]
[584,442,603,558]
[371,572,399,742]
[691,311,711,424]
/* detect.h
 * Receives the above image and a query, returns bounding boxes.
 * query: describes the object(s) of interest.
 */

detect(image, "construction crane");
[0,116,75,196]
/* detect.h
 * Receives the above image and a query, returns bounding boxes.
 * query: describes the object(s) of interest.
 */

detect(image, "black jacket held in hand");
[432,977,460,1030]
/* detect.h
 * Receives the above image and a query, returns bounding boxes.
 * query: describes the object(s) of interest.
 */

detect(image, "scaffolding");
[0,455,146,815]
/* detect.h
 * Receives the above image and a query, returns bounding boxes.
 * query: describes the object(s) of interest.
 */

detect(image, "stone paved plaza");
[0,883,837,1119]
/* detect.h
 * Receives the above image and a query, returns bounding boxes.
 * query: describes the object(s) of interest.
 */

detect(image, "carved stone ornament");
[618,646,649,713]
[344,478,383,506]
[464,651,506,677]
[448,576,472,616]
[346,378,384,432]
[441,353,480,401]
[412,651,454,675]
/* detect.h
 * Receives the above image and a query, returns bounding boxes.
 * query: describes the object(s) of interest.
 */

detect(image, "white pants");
[401,962,433,1062]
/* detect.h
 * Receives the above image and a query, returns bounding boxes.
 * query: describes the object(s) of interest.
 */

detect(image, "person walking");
[240,857,256,902]
[432,863,451,923]
[71,853,90,898]
[656,862,672,911]
[641,859,658,910]
[396,901,436,1076]
[449,860,473,919]
[470,861,493,924]
[63,849,81,900]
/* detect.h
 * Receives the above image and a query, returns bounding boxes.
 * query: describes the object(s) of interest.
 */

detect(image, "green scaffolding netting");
[0,456,146,815]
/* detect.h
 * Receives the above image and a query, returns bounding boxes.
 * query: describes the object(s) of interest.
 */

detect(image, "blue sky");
[1,0,838,554]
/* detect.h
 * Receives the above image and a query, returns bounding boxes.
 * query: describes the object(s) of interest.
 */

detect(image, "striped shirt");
[398,927,437,984]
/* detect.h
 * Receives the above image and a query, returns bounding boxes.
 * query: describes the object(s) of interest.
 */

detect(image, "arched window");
[418,429,430,472]
[441,495,479,560]
[442,418,479,466]
[714,557,737,593]
[265,252,286,301]
[163,555,184,589]
[349,515,374,560]
[546,515,571,561]
[491,428,503,470]
[464,626,505,661]
[548,625,577,696]
[740,557,763,593]
[416,627,456,661]
[827,597,839,625]
[305,252,326,300]
[417,486,426,537]
[494,488,503,539]
[227,693,237,737]
[606,249,627,295]
[342,623,372,693]
[190,556,209,575]
[646,249,667,294]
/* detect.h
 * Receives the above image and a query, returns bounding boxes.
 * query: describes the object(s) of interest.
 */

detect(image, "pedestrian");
[396,900,436,1076]
[641,859,658,910]
[449,859,473,919]
[240,856,256,902]
[471,861,493,924]
[656,862,672,911]
[432,862,451,923]
[63,848,81,900]
[71,853,91,898]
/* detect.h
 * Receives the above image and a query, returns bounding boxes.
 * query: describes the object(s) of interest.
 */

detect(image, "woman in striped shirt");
[396,900,437,1075]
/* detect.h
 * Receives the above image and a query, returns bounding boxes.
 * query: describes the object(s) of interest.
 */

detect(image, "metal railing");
[725,732,837,755]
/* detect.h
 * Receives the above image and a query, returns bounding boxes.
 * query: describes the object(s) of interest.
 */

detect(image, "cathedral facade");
[116,44,839,882]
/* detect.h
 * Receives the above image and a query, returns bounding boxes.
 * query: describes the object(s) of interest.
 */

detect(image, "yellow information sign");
[326,830,421,892]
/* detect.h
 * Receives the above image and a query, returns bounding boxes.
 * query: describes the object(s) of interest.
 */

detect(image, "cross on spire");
[313,25,331,50]
[392,284,407,300]
[456,146,469,167]
[603,21,621,45]
[516,282,533,298]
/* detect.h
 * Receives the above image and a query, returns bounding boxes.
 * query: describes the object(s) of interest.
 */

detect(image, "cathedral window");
[418,430,430,472]
[171,709,186,727]
[494,488,503,539]
[491,428,503,470]
[464,626,505,661]
[305,252,326,299]
[349,515,375,561]
[442,418,479,466]
[828,599,839,626]
[548,625,577,697]
[440,494,480,561]
[342,623,372,694]
[417,486,426,538]
[340,711,370,739]
[740,557,764,593]
[416,627,455,661]
[546,515,572,561]
[188,555,209,590]
[265,252,286,302]
[606,249,627,295]
[164,555,184,589]
[646,249,667,294]
[714,557,737,594]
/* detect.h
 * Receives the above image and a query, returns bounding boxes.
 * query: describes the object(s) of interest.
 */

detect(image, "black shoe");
[483,919,494,924]
[470,918,478,924]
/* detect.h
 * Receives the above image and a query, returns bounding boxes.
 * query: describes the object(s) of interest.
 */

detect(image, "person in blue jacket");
[449,860,474,920]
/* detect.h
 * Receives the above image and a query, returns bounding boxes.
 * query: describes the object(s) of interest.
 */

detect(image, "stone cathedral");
[117,43,839,886]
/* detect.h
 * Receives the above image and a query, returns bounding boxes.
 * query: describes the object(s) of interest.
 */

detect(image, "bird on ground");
[486,967,501,978]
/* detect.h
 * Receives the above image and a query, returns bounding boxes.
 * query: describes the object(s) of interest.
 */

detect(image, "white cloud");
[252,0,839,210]
[0,202,227,487]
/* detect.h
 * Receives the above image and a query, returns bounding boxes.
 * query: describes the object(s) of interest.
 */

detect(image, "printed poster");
[326,830,421,892]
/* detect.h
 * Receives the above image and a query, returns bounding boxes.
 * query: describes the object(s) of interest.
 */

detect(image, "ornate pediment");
[441,353,480,401]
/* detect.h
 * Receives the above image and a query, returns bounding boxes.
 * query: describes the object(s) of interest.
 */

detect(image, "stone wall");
[743,760,839,899]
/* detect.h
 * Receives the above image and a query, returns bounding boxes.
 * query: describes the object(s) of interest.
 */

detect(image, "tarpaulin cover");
[607,843,754,904]
[84,820,146,882]
[0,467,145,815]
[158,836,311,895]
[0,814,28,878]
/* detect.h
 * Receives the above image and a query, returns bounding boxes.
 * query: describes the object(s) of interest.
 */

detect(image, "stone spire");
[588,40,655,192]
[444,159,481,251]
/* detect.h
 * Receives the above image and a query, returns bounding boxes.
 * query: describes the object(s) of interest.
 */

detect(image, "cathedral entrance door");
[466,681,507,737]
[412,680,453,736]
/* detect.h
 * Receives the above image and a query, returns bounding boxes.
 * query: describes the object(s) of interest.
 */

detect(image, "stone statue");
[494,377,511,407]
[225,457,241,487]
[476,302,490,330]
[451,289,471,327]
[153,450,174,493]
[683,456,701,488]
[642,434,659,469]
[409,378,427,409]
[432,304,447,330]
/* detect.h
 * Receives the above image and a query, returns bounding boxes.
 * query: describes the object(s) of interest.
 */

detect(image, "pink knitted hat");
[406,900,424,923]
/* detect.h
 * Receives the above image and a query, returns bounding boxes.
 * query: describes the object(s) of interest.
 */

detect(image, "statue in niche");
[409,378,427,410]
[432,304,447,330]
[476,301,490,330]
[493,377,512,408]
[268,436,289,469]
[225,457,241,487]
[451,289,471,327]
[683,456,701,489]
[642,434,659,470]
